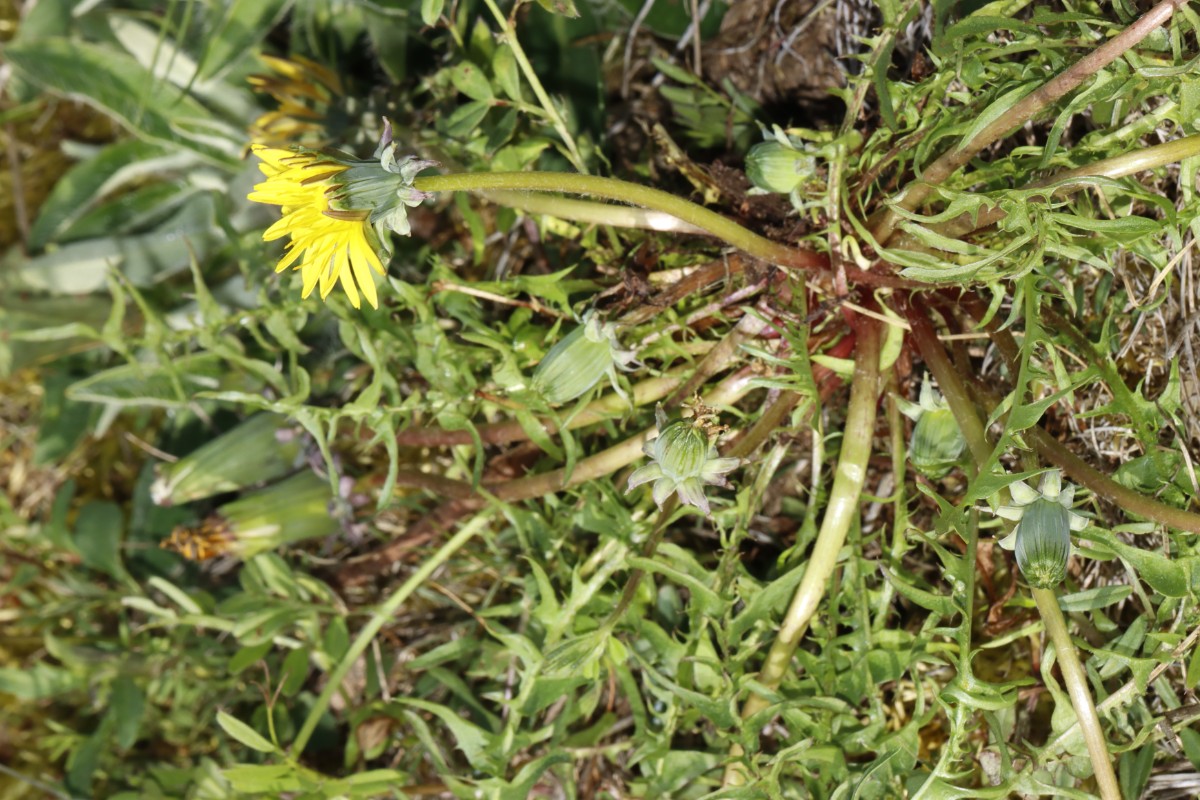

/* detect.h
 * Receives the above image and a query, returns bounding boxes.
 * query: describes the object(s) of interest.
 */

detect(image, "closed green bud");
[151,414,304,506]
[910,408,967,479]
[898,376,966,479]
[745,141,812,194]
[531,315,636,405]
[1014,497,1071,589]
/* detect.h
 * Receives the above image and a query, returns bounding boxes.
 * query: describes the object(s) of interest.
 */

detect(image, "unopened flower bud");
[745,141,812,194]
[910,407,967,480]
[531,316,635,405]
[151,414,304,506]
[1014,497,1072,589]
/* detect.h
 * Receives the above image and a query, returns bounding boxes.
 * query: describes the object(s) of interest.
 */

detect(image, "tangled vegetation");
[3,0,1200,797]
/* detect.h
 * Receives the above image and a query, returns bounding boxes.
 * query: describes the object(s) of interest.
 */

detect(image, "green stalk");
[290,513,492,757]
[905,300,991,470]
[415,171,825,270]
[872,0,1189,246]
[1032,586,1122,800]
[724,318,882,786]
[919,300,1122,792]
[906,299,1123,793]
[480,0,587,173]
[478,189,705,234]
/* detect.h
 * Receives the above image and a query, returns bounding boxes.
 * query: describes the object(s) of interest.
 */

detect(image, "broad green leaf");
[280,648,310,698]
[217,711,277,753]
[67,354,225,408]
[66,720,111,798]
[28,139,175,248]
[393,698,498,772]
[492,45,522,102]
[223,764,305,793]
[879,566,957,617]
[534,0,579,17]
[1057,584,1132,612]
[1118,744,1152,800]
[322,616,350,662]
[421,0,445,26]
[8,193,223,292]
[627,556,726,616]
[1049,211,1162,238]
[1081,529,1190,597]
[5,38,236,164]
[448,62,494,102]
[110,676,146,750]
[196,0,290,81]
[441,99,491,139]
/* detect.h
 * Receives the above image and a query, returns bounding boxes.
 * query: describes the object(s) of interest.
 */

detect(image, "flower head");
[626,404,741,517]
[249,121,437,309]
[745,140,813,194]
[994,470,1088,589]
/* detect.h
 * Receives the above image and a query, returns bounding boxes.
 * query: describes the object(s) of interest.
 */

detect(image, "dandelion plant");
[8,1,1200,798]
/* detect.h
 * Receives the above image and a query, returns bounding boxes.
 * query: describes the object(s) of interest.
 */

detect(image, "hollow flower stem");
[1032,586,1122,800]
[908,300,1119,793]
[478,189,706,234]
[415,171,824,269]
[724,318,882,785]
[905,299,991,470]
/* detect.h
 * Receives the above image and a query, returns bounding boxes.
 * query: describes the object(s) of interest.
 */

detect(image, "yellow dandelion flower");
[249,145,384,309]
[248,123,438,309]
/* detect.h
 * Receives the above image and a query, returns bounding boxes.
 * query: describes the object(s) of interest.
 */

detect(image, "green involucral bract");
[531,315,637,405]
[626,407,741,517]
[150,413,303,506]
[994,470,1088,589]
[219,471,339,558]
[328,119,437,240]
